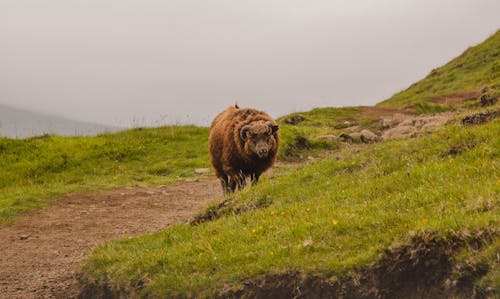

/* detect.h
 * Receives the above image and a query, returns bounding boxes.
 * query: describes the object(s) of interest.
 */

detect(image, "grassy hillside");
[79,112,499,298]
[378,30,499,108]
[0,126,209,223]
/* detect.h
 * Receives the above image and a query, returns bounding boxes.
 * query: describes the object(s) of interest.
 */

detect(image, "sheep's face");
[240,121,279,159]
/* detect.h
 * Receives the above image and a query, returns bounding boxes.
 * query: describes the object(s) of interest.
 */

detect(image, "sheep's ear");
[271,124,279,134]
[240,125,251,141]
[266,121,279,134]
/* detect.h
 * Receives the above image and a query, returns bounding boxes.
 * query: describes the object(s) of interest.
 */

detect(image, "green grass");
[0,126,210,223]
[379,30,500,108]
[0,108,358,223]
[79,116,499,297]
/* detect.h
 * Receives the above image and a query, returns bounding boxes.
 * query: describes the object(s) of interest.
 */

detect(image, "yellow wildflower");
[421,218,428,224]
[332,219,338,225]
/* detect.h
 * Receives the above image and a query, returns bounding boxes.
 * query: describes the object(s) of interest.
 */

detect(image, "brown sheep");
[209,104,280,194]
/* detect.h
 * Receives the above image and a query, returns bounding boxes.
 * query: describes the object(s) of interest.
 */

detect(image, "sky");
[1,0,499,127]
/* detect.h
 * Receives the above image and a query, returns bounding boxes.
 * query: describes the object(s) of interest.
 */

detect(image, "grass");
[0,107,364,223]
[0,126,210,223]
[79,116,499,297]
[379,30,500,108]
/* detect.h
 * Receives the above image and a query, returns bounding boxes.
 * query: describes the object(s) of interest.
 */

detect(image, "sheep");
[209,105,279,194]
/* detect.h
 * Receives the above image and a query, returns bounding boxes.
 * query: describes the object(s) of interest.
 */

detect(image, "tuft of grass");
[413,101,453,114]
[0,126,210,223]
[379,30,500,108]
[79,118,499,298]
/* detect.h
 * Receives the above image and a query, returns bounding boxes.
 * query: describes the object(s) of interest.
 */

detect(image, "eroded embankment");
[220,229,497,299]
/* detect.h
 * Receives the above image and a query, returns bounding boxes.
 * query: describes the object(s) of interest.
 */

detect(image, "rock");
[462,110,499,126]
[194,168,210,175]
[360,129,381,143]
[340,130,380,144]
[480,93,498,107]
[339,132,362,144]
[20,235,29,240]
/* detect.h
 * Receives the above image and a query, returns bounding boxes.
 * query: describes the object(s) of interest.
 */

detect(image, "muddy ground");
[0,179,220,299]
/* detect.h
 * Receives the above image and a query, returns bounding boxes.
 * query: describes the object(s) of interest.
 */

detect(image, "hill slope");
[378,30,499,108]
[0,104,120,138]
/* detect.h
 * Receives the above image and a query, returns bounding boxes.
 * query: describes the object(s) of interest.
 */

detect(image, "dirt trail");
[0,179,221,299]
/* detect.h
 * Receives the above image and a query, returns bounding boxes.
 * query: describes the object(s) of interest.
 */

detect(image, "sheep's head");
[240,121,279,158]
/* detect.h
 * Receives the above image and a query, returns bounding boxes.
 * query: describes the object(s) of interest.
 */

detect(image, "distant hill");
[0,104,121,138]
[378,29,499,107]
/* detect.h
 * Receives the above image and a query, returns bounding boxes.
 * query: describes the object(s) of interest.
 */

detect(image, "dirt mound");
[221,230,496,299]
[0,180,220,299]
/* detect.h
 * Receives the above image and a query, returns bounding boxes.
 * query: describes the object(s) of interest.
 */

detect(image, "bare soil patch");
[359,106,413,118]
[0,179,220,299]
[428,90,481,105]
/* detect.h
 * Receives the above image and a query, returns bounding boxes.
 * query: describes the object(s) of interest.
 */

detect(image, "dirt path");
[0,179,221,299]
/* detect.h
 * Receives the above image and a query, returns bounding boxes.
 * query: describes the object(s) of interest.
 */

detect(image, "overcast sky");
[1,0,499,127]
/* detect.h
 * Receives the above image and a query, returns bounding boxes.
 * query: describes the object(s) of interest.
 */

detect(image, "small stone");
[302,238,313,247]
[20,235,29,240]
[194,168,210,174]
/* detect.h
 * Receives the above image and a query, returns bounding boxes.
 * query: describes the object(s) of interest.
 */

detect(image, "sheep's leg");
[250,173,260,185]
[218,174,233,195]
[236,172,247,191]
[227,177,238,193]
